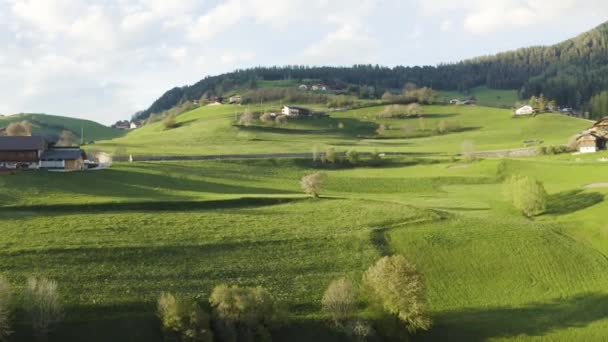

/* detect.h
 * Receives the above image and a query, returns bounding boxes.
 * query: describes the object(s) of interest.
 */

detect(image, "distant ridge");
[137,21,608,121]
[0,113,124,142]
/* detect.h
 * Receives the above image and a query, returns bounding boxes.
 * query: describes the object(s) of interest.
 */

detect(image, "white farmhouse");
[515,105,535,116]
[281,106,311,117]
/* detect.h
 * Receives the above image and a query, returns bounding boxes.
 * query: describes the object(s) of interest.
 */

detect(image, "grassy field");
[438,86,520,108]
[92,103,590,156]
[3,99,606,341]
[2,152,608,340]
[0,113,123,141]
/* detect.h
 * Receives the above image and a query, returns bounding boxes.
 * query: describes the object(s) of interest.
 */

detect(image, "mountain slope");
[137,21,608,121]
[0,113,124,142]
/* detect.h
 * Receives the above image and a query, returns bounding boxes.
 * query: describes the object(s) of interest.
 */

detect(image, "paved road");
[112,151,426,162]
[110,147,541,163]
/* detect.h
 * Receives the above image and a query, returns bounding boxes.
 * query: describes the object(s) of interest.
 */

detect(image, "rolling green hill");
[0,113,124,142]
[94,103,590,156]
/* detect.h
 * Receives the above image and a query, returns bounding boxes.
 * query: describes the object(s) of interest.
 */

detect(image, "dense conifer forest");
[136,21,608,120]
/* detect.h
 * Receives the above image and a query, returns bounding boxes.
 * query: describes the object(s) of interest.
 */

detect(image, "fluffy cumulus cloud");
[0,0,606,124]
[420,0,608,34]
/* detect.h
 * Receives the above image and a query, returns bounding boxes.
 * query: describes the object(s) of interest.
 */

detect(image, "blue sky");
[0,0,606,124]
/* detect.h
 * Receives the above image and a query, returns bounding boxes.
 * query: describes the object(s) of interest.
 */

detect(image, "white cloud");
[419,0,608,34]
[440,20,453,32]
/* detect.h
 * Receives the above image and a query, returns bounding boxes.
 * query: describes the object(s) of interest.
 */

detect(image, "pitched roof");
[40,148,85,160]
[0,136,47,151]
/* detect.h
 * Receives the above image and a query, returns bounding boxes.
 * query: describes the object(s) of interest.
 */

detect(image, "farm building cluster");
[576,117,608,153]
[0,136,87,170]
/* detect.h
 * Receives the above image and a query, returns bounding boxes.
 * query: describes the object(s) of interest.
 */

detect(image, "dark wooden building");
[0,136,48,169]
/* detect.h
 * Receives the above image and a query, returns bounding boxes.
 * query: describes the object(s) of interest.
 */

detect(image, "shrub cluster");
[321,255,432,340]
[536,145,574,155]
[158,285,279,342]
[0,276,63,341]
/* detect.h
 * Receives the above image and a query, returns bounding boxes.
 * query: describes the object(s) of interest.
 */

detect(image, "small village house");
[0,136,87,170]
[113,120,131,130]
[576,133,605,153]
[311,84,327,91]
[281,106,312,117]
[0,136,48,169]
[229,95,242,104]
[130,121,143,129]
[574,117,608,153]
[515,105,535,116]
[40,147,86,170]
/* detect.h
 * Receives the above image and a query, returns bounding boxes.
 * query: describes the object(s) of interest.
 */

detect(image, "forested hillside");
[137,21,608,121]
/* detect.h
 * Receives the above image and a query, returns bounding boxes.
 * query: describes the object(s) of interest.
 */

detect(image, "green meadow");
[2,102,606,341]
[2,152,608,340]
[92,103,589,156]
[0,113,124,141]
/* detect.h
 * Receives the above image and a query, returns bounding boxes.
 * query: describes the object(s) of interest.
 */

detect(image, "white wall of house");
[40,160,65,168]
[579,146,598,154]
[0,161,39,169]
[516,106,535,115]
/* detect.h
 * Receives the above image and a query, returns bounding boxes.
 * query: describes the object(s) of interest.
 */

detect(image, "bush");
[0,277,12,341]
[260,113,274,124]
[363,255,431,333]
[163,113,179,130]
[369,150,383,166]
[301,172,323,198]
[275,115,288,126]
[346,150,360,165]
[6,121,32,136]
[239,109,254,126]
[210,285,276,326]
[505,175,547,217]
[323,147,338,164]
[322,278,357,326]
[23,277,63,340]
[157,292,213,342]
[209,285,277,341]
[461,140,477,163]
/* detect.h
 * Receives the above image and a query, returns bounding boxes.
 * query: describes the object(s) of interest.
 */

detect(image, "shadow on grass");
[1,197,301,215]
[546,190,604,215]
[416,293,608,342]
[236,117,378,138]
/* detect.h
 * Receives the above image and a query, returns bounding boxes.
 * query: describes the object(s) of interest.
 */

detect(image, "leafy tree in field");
[58,130,78,146]
[323,147,338,164]
[0,277,12,341]
[363,255,431,333]
[275,115,288,126]
[322,278,357,326]
[301,172,323,198]
[209,285,277,341]
[346,150,360,165]
[157,292,213,342]
[461,140,477,163]
[505,175,547,217]
[23,277,63,341]
[238,109,254,126]
[6,121,32,136]
[259,112,274,124]
[163,113,178,130]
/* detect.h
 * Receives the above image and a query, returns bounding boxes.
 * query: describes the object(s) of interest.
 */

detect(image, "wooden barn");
[0,136,87,170]
[40,148,86,170]
[592,117,608,132]
[576,132,606,154]
[0,136,48,169]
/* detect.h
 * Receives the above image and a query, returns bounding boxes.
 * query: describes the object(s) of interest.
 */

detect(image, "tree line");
[134,22,608,121]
